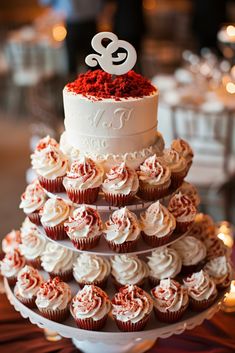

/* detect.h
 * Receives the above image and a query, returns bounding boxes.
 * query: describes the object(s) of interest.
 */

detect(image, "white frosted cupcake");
[40,197,70,240]
[73,253,111,288]
[41,242,76,282]
[0,249,26,286]
[102,162,139,206]
[64,205,103,250]
[204,256,232,289]
[140,201,176,247]
[162,148,187,189]
[147,247,182,286]
[2,229,22,254]
[104,207,140,253]
[20,217,37,237]
[151,278,189,322]
[19,180,47,225]
[111,254,149,289]
[171,236,207,274]
[171,139,193,173]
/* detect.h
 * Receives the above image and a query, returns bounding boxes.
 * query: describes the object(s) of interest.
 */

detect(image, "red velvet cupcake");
[2,229,22,254]
[0,249,25,286]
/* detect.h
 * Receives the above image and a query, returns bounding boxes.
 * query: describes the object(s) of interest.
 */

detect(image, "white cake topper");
[85,32,137,75]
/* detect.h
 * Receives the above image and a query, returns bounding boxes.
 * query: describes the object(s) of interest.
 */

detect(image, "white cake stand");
[4,278,225,353]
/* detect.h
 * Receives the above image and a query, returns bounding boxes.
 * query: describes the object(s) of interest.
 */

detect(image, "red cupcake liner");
[27,211,41,225]
[141,230,174,248]
[105,238,138,253]
[138,181,170,201]
[70,234,101,250]
[154,304,188,323]
[39,307,70,322]
[189,292,218,311]
[181,260,205,276]
[104,192,135,207]
[175,220,194,234]
[76,277,108,289]
[6,276,17,287]
[66,188,99,205]
[73,315,108,331]
[26,257,42,270]
[170,170,186,190]
[43,223,67,240]
[148,276,160,287]
[114,314,151,332]
[38,175,65,193]
[14,289,36,308]
[49,269,73,282]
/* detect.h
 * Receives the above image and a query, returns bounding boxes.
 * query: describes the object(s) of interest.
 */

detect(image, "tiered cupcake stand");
[4,191,227,353]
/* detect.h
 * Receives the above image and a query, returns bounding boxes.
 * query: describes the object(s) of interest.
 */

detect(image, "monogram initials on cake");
[88,108,133,130]
[85,32,137,75]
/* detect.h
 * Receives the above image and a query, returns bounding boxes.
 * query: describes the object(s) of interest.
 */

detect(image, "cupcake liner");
[76,277,108,289]
[14,289,36,308]
[105,239,138,253]
[38,175,65,193]
[27,211,41,225]
[170,170,186,190]
[112,276,146,291]
[141,230,174,248]
[43,223,67,240]
[154,304,188,323]
[104,192,135,207]
[114,314,151,332]
[181,260,205,276]
[70,234,101,250]
[148,276,160,287]
[175,220,194,234]
[66,187,99,205]
[39,307,70,322]
[49,269,73,282]
[73,315,108,331]
[25,257,42,270]
[138,180,170,201]
[6,275,17,287]
[189,292,218,311]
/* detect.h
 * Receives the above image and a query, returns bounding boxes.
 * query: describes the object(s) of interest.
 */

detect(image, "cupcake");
[171,139,193,173]
[71,285,111,331]
[63,157,103,204]
[168,192,197,233]
[2,229,22,254]
[147,247,182,286]
[151,278,189,322]
[41,242,76,281]
[19,180,47,225]
[171,236,207,274]
[64,205,103,250]
[14,265,43,308]
[176,181,200,207]
[19,227,47,269]
[203,234,228,260]
[112,285,153,332]
[73,253,111,288]
[40,198,70,240]
[189,213,216,242]
[102,162,139,206]
[137,155,171,201]
[0,249,25,286]
[183,270,218,311]
[36,276,71,322]
[162,148,187,189]
[20,217,38,237]
[31,144,68,193]
[111,254,149,289]
[140,201,176,247]
[204,256,232,289]
[104,207,140,253]
[35,135,59,150]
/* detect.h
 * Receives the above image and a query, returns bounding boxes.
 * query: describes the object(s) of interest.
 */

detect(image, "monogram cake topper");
[85,32,137,75]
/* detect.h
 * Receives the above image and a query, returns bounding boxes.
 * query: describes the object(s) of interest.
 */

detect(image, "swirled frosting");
[41,198,70,227]
[2,230,22,253]
[102,162,139,195]
[20,217,37,237]
[31,145,68,179]
[151,278,189,312]
[104,207,140,244]
[183,270,217,301]
[73,253,111,283]
[171,139,193,165]
[36,277,72,310]
[177,182,200,207]
[204,256,232,285]
[19,229,47,260]
[20,180,46,214]
[112,285,153,323]
[41,243,76,273]
[140,201,176,238]
[171,236,207,266]
[162,148,187,173]
[168,192,197,223]
[15,265,43,299]
[147,247,182,280]
[35,135,59,151]
[0,249,25,278]
[111,255,148,285]
[63,157,103,190]
[189,213,215,241]
[65,205,103,240]
[138,155,171,186]
[204,236,227,260]
[71,285,111,320]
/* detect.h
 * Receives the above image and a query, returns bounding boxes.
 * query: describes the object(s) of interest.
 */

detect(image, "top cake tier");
[63,70,158,156]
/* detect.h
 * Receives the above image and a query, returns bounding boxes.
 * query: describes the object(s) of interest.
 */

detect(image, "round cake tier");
[63,88,158,155]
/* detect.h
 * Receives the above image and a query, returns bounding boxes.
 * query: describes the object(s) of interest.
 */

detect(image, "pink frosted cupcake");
[14,265,43,308]
[73,253,111,288]
[168,192,197,233]
[176,181,200,207]
[171,139,194,173]
[63,157,103,204]
[36,277,71,322]
[40,198,70,240]
[71,285,111,330]
[2,229,22,254]
[140,201,176,247]
[102,162,139,206]
[41,242,76,282]
[0,249,25,286]
[204,256,232,289]
[19,180,47,225]
[183,270,218,311]
[137,155,171,201]
[104,207,140,253]
[112,285,153,332]
[64,205,103,250]
[31,142,68,193]
[151,278,189,322]
[162,148,187,189]
[189,213,215,242]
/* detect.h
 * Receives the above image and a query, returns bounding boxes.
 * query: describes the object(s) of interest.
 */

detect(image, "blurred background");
[0,0,235,235]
